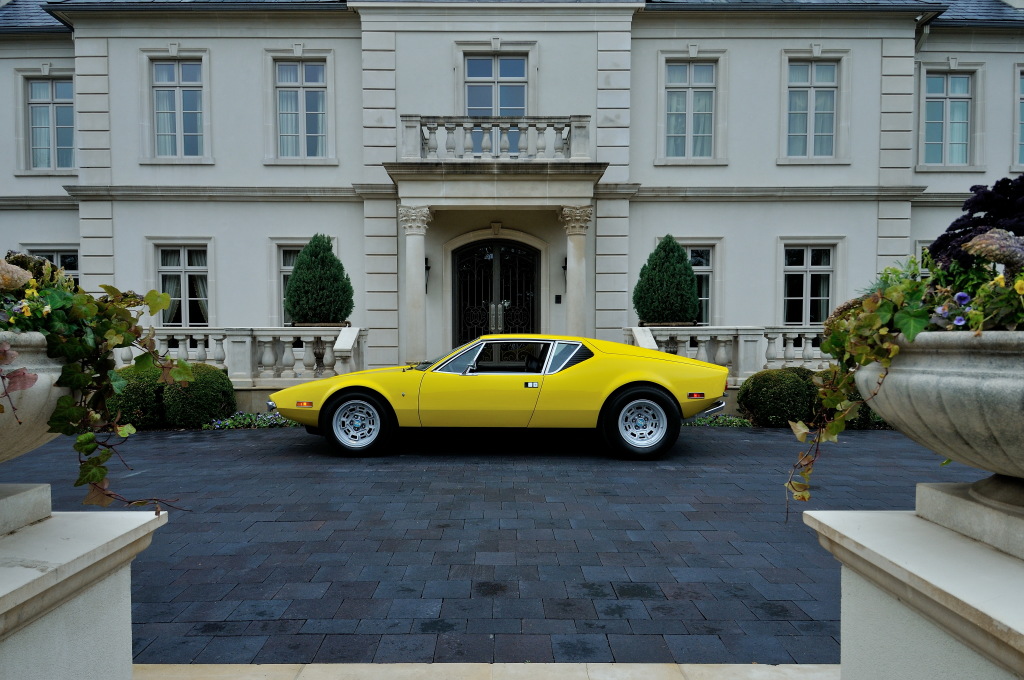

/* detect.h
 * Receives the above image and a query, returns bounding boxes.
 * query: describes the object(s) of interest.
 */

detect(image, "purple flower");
[934,305,949,318]
[953,316,966,326]
[954,292,971,305]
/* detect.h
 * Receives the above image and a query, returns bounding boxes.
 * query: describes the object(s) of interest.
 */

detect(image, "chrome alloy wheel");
[332,399,381,449]
[618,399,668,449]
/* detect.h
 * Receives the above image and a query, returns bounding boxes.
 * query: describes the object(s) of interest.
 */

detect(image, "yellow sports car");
[268,334,727,459]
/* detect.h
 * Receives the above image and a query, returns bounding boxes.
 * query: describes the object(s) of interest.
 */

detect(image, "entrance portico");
[384,161,607,363]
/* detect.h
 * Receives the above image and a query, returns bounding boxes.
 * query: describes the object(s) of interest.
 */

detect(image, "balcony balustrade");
[400,115,591,161]
[624,325,829,388]
[116,327,367,388]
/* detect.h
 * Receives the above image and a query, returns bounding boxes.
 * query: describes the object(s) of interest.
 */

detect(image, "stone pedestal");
[0,484,166,680]
[805,484,1024,680]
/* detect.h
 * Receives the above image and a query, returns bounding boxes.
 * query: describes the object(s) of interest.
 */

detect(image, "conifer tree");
[632,235,699,324]
[284,233,354,324]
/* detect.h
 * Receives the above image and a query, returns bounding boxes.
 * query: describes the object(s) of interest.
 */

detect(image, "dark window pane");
[785,248,804,267]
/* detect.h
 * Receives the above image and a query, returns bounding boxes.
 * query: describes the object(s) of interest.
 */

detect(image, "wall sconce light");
[562,258,568,285]
[425,257,431,293]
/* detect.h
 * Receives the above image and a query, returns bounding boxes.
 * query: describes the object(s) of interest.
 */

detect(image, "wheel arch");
[318,385,398,432]
[598,381,683,424]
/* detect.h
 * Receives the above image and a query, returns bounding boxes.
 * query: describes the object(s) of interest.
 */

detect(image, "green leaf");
[48,395,87,435]
[117,423,137,438]
[144,290,171,314]
[133,352,156,371]
[170,359,194,384]
[893,307,930,341]
[108,368,128,395]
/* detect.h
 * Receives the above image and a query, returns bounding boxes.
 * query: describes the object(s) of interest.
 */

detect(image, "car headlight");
[266,400,277,412]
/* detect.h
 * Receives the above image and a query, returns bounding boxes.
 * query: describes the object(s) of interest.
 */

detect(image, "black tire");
[322,391,393,455]
[600,387,681,459]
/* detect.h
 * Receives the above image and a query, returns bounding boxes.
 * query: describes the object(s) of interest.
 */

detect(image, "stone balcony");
[400,115,592,162]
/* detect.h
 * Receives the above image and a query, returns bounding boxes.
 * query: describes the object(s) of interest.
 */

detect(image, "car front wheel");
[601,387,681,459]
[324,392,392,455]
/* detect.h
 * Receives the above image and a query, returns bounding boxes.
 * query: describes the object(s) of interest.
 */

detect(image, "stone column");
[561,205,593,337]
[398,204,431,362]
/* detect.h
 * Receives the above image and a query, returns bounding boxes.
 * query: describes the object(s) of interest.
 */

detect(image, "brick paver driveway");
[2,426,983,665]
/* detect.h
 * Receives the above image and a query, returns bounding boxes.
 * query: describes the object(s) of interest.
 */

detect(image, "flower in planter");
[1,251,193,509]
[785,177,1024,503]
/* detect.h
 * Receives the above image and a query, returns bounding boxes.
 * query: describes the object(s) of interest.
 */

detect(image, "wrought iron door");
[453,240,539,346]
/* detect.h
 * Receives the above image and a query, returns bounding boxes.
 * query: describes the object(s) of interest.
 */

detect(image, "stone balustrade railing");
[117,327,367,388]
[400,115,591,161]
[624,325,829,388]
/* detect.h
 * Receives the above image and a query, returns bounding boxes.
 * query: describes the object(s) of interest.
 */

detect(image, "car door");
[418,340,549,427]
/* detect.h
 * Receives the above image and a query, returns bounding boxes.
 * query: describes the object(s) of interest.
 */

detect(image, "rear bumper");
[683,399,725,422]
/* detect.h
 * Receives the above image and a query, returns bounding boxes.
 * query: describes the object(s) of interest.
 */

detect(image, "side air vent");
[561,345,594,370]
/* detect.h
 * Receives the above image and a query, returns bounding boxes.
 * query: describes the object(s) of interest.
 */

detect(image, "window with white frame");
[28,249,79,285]
[275,60,326,158]
[27,79,74,170]
[280,246,302,324]
[686,246,714,325]
[923,72,972,166]
[665,62,716,159]
[465,55,527,153]
[783,246,833,325]
[786,62,837,158]
[152,61,204,157]
[1018,70,1024,167]
[158,246,209,327]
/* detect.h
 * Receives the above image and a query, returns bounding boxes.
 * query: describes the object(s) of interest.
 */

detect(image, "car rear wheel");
[601,387,681,459]
[324,392,392,455]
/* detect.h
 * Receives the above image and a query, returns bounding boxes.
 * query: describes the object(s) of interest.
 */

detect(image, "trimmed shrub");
[285,233,354,324]
[163,363,236,429]
[632,235,699,323]
[108,365,165,430]
[736,368,818,428]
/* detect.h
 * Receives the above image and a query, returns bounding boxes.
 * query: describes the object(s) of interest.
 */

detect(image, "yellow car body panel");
[269,334,728,433]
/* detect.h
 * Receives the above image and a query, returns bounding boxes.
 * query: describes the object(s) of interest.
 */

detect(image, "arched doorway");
[452,240,540,346]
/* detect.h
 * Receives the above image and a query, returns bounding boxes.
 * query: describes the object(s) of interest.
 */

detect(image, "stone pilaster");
[561,205,592,337]
[399,204,432,362]
[876,38,917,271]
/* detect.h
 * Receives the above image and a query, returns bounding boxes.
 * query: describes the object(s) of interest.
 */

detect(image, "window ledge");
[1010,165,1024,174]
[915,164,987,173]
[139,157,215,165]
[263,158,340,167]
[654,158,728,167]
[14,170,78,177]
[776,158,850,166]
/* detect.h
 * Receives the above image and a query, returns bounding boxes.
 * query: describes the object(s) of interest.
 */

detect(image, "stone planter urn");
[0,330,69,463]
[0,331,166,680]
[854,330,1024,508]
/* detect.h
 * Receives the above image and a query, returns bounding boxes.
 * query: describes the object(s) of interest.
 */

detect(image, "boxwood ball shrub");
[632,235,699,324]
[163,363,237,430]
[737,368,818,428]
[107,365,165,430]
[285,233,354,324]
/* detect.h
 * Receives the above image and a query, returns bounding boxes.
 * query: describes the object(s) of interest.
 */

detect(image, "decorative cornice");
[910,192,971,207]
[560,205,593,235]
[0,196,77,210]
[62,185,363,202]
[384,161,609,183]
[631,185,929,202]
[398,204,432,235]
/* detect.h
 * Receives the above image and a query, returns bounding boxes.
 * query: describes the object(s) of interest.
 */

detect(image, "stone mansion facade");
[2,0,1023,368]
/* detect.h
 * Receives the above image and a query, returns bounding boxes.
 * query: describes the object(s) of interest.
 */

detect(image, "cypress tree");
[632,235,699,324]
[284,233,354,324]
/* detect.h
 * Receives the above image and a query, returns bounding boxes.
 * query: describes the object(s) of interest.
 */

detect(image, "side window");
[275,60,327,158]
[28,249,79,285]
[922,72,973,166]
[27,79,74,170]
[786,61,837,158]
[436,343,483,374]
[665,61,716,159]
[158,246,210,327]
[783,246,833,326]
[280,246,301,324]
[152,60,204,157]
[547,342,595,374]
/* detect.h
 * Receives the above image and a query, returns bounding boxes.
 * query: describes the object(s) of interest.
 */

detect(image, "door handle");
[497,303,504,333]
[488,303,496,333]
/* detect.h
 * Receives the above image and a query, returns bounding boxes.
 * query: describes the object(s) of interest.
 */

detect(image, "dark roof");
[932,0,1024,25]
[0,0,68,32]
[647,0,945,8]
[2,0,1021,33]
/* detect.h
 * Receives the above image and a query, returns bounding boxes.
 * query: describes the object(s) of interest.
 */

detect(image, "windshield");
[412,340,476,371]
